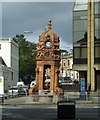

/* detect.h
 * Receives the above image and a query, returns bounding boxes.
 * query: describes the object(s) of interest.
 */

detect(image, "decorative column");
[87,0,95,91]
[50,65,55,94]
[38,65,44,94]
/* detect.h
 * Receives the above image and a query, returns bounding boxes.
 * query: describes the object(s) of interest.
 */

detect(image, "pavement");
[0,95,99,109]
[0,91,99,107]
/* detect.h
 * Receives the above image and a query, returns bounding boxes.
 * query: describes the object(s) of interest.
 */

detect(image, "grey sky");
[2,2,74,50]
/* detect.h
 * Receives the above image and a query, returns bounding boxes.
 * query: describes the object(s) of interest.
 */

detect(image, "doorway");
[43,65,51,90]
[95,70,100,91]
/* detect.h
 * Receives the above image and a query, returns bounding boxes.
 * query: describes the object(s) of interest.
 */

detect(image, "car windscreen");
[9,88,18,90]
[21,86,28,89]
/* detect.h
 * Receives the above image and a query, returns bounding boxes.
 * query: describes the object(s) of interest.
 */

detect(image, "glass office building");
[73,1,88,65]
[73,1,100,91]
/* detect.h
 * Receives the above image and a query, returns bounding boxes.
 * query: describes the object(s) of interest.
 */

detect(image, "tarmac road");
[0,96,100,120]
[0,104,100,119]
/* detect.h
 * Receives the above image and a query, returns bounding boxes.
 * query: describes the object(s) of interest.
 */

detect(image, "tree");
[12,34,37,84]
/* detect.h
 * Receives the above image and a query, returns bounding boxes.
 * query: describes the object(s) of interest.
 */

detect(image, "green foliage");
[12,34,37,79]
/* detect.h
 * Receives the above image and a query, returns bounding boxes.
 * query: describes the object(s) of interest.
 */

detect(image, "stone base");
[25,91,64,104]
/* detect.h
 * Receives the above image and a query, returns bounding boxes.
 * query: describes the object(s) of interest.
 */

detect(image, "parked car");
[8,86,19,97]
[8,86,27,97]
[19,85,29,95]
[62,81,75,85]
[18,87,27,95]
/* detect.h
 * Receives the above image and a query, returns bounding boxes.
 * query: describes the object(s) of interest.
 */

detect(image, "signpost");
[80,78,86,100]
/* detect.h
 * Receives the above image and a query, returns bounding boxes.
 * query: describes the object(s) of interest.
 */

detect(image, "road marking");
[47,106,57,109]
[93,106,99,108]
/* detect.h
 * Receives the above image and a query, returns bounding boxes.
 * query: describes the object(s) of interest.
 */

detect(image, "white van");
[30,81,36,88]
[17,81,25,86]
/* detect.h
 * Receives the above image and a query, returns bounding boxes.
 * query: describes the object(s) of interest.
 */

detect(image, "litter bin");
[57,100,75,119]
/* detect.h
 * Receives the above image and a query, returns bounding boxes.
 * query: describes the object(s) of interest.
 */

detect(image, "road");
[0,104,99,120]
[1,105,57,120]
[0,96,100,120]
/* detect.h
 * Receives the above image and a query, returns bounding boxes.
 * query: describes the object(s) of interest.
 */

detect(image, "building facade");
[73,1,100,91]
[59,52,79,81]
[0,57,11,94]
[0,39,19,93]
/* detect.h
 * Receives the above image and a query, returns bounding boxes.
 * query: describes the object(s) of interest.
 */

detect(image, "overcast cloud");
[1,2,74,50]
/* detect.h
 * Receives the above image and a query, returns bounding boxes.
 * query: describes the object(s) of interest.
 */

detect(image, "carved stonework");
[36,20,60,95]
[36,20,60,61]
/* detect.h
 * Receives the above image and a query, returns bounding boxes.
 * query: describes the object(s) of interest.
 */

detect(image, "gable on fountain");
[36,19,60,61]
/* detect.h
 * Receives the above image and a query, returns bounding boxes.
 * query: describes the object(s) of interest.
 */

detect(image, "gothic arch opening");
[43,65,51,90]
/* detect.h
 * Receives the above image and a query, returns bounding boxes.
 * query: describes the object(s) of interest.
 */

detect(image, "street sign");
[80,78,86,93]
[80,78,86,100]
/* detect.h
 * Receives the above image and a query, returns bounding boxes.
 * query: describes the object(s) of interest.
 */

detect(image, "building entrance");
[95,71,100,91]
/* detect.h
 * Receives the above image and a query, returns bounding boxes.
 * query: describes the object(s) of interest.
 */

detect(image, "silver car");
[8,86,19,97]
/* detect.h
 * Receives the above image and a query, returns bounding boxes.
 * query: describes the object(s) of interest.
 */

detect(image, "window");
[74,48,80,58]
[68,60,70,66]
[63,60,66,66]
[11,72,13,80]
[81,47,87,58]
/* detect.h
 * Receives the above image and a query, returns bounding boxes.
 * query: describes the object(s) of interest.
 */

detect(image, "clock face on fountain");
[45,41,51,47]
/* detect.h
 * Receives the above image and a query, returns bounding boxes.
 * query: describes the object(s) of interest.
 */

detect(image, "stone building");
[59,52,79,81]
[0,39,19,94]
